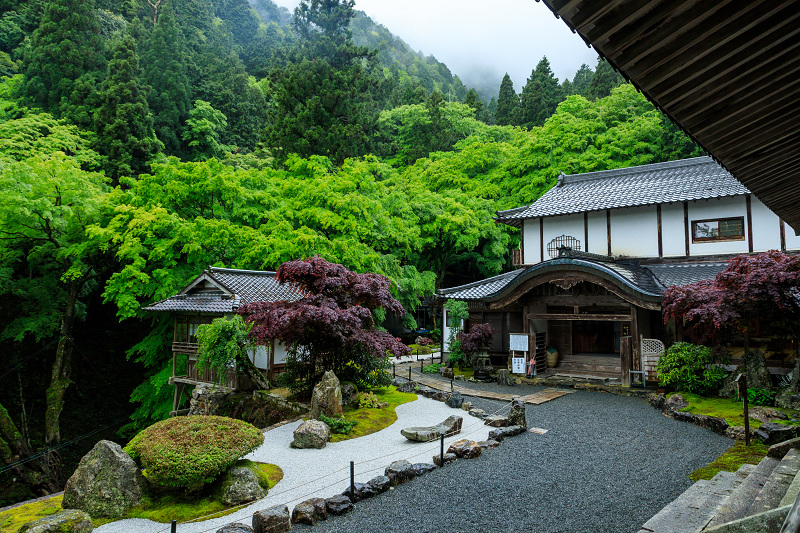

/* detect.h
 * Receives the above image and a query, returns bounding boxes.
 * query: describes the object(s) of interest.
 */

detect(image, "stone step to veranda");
[705,456,780,528]
[638,470,744,533]
[746,448,800,517]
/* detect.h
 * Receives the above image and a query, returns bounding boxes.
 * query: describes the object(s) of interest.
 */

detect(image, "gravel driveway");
[295,387,732,533]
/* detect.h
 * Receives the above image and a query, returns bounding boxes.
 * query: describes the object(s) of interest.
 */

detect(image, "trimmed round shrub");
[124,416,264,489]
[656,342,728,394]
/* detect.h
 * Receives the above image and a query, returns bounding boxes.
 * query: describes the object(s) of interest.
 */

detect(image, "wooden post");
[737,374,750,446]
[631,307,640,373]
[620,336,632,386]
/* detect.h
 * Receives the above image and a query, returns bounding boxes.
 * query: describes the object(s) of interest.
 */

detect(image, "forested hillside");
[0,0,702,504]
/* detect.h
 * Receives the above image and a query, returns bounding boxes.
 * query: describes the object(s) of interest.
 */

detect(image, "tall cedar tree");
[463,88,483,115]
[519,56,564,129]
[589,57,625,100]
[94,33,162,181]
[240,257,409,394]
[265,0,377,164]
[22,0,105,127]
[495,73,518,126]
[571,63,594,98]
[141,2,192,156]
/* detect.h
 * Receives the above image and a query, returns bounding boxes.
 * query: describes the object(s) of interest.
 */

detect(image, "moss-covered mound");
[124,416,264,489]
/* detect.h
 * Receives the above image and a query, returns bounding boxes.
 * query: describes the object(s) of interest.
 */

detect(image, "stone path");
[407,369,574,405]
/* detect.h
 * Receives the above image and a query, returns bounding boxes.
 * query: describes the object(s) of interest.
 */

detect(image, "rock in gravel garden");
[445,391,463,408]
[291,419,331,449]
[447,439,482,459]
[469,408,488,419]
[496,369,514,386]
[508,398,527,427]
[488,425,525,442]
[749,406,789,422]
[217,524,254,533]
[395,380,418,393]
[385,459,417,486]
[310,370,343,419]
[664,394,689,413]
[484,415,508,427]
[252,505,290,533]
[433,452,457,466]
[219,466,266,506]
[401,415,463,442]
[340,381,358,407]
[342,482,376,502]
[757,422,800,445]
[412,463,437,476]
[291,497,327,525]
[62,440,145,518]
[366,475,391,494]
[17,509,93,533]
[325,494,353,516]
[461,401,473,411]
[477,439,500,449]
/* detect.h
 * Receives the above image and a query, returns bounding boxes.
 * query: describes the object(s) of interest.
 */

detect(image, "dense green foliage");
[745,388,777,407]
[656,342,728,394]
[319,414,357,435]
[0,0,706,505]
[124,415,263,488]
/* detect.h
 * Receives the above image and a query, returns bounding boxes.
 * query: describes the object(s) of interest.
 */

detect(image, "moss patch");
[0,494,64,532]
[667,392,800,428]
[454,368,474,379]
[690,441,769,481]
[0,462,284,528]
[330,386,417,443]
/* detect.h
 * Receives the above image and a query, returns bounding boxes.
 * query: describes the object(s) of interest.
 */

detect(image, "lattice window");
[547,235,582,258]
[641,338,665,355]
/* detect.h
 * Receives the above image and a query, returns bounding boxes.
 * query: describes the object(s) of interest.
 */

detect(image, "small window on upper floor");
[691,216,745,242]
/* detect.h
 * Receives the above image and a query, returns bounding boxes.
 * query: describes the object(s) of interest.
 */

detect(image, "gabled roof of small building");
[143,267,304,314]
[495,157,750,228]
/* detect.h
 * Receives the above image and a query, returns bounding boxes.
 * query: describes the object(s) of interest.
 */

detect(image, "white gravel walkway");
[96,395,498,533]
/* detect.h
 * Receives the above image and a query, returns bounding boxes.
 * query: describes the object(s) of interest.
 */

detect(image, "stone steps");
[746,448,800,517]
[704,455,780,528]
[638,469,746,533]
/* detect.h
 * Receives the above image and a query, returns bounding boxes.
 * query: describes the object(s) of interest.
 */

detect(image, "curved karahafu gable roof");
[143,267,304,314]
[496,157,748,228]
[536,0,800,233]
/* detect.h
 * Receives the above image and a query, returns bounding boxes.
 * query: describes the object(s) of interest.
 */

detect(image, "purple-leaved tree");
[239,256,409,394]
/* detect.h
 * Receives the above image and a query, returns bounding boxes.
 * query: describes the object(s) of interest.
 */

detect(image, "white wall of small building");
[518,194,799,264]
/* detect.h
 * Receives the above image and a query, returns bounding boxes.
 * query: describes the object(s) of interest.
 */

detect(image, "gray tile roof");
[144,267,304,314]
[644,262,728,288]
[496,156,750,228]
[438,258,731,303]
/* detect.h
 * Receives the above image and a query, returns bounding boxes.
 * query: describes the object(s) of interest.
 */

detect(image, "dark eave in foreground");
[536,0,800,233]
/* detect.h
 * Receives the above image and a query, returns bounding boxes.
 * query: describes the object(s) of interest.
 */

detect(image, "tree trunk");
[0,401,58,495]
[238,354,271,391]
[45,281,79,447]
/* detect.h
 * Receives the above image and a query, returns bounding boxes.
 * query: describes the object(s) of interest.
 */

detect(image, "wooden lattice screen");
[547,235,582,258]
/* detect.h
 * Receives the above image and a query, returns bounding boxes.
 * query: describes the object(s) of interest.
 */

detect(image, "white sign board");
[512,357,526,374]
[509,334,529,353]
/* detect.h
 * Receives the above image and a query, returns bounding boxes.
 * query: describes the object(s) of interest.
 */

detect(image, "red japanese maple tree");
[239,256,409,393]
[663,251,800,348]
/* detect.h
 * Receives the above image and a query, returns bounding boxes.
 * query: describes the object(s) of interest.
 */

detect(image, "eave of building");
[536,0,800,233]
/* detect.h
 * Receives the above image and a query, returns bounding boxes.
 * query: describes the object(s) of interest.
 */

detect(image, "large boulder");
[309,370,343,419]
[508,398,527,427]
[252,505,290,533]
[291,498,327,525]
[340,382,358,407]
[401,415,463,442]
[718,350,772,398]
[219,466,266,506]
[385,460,416,486]
[62,440,145,518]
[757,422,800,445]
[291,419,331,449]
[17,510,93,533]
[776,389,800,410]
[664,394,689,413]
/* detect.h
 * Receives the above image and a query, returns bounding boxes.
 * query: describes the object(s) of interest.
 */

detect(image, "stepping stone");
[706,456,780,528]
[747,448,800,516]
[401,415,463,442]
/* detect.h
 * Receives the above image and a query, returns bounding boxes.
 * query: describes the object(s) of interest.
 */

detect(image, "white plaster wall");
[688,196,748,256]
[586,211,607,255]
[542,213,585,260]
[750,196,782,252]
[523,218,541,264]
[786,221,800,250]
[274,341,288,365]
[442,307,464,352]
[247,345,270,370]
[661,202,686,257]
[610,205,658,258]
